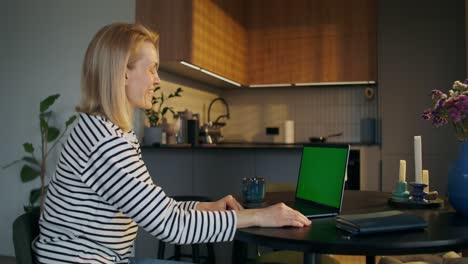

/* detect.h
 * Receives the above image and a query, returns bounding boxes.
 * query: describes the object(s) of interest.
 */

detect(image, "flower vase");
[447,141,468,215]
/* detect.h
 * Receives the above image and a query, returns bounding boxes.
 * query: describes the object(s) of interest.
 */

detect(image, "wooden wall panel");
[246,0,377,84]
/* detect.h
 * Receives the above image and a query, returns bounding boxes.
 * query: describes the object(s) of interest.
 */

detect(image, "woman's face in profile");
[126,42,161,110]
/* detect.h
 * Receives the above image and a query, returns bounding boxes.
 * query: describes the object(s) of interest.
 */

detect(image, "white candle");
[422,170,429,192]
[414,136,422,183]
[399,160,406,182]
[284,120,295,144]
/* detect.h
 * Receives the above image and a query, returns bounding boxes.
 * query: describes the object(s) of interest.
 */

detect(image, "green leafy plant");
[2,94,77,212]
[145,86,183,127]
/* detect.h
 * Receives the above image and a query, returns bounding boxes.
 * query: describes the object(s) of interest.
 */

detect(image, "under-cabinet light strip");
[180,61,201,70]
[295,81,376,86]
[200,69,241,87]
[249,83,292,88]
[180,61,375,88]
[179,61,241,87]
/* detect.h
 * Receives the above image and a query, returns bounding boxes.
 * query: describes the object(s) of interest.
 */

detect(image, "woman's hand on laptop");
[236,203,312,228]
[196,195,244,211]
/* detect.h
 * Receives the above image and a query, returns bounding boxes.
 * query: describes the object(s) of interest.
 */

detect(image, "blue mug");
[242,177,265,203]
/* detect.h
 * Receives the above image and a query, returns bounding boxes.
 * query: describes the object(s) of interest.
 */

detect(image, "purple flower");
[436,98,446,110]
[423,81,467,138]
[445,98,455,107]
[460,96,468,116]
[456,95,468,116]
[422,109,432,120]
[448,108,462,122]
[432,115,448,127]
[431,90,445,100]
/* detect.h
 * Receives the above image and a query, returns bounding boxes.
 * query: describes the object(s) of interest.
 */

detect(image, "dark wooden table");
[233,190,468,264]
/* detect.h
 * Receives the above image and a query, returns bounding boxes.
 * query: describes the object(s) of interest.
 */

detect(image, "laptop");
[288,143,350,219]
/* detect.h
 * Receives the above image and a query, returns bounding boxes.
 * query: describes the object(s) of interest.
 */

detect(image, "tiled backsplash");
[222,86,379,144]
[133,71,224,141]
[135,71,379,144]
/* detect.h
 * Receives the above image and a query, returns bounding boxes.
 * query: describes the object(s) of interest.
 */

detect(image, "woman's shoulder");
[74,113,126,143]
[68,113,140,157]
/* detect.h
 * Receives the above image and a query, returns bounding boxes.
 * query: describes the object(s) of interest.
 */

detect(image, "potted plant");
[143,86,183,146]
[2,94,76,212]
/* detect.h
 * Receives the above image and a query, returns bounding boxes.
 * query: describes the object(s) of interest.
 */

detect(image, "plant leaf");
[23,143,34,153]
[40,110,52,119]
[65,115,77,127]
[20,165,41,182]
[40,94,60,113]
[40,116,48,134]
[22,156,39,165]
[29,187,41,205]
[47,127,60,142]
[24,205,34,213]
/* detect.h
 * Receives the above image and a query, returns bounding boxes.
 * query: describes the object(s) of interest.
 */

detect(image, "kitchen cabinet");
[136,0,248,87]
[136,0,377,88]
[136,0,376,87]
[247,0,377,85]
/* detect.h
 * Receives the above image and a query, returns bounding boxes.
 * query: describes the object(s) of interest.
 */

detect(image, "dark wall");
[378,0,466,193]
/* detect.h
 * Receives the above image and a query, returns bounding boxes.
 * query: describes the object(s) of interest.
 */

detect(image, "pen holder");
[409,182,428,203]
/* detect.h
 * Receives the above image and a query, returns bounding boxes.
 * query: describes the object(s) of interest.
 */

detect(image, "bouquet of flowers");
[422,80,468,141]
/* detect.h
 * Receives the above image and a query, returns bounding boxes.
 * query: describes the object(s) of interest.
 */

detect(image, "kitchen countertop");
[142,142,379,150]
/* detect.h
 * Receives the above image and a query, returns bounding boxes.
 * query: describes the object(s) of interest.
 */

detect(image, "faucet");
[207,97,230,127]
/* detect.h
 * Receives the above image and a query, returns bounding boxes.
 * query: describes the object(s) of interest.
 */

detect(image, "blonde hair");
[76,23,159,132]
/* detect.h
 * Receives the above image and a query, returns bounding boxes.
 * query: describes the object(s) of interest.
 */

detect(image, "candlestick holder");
[391,181,410,201]
[409,182,428,203]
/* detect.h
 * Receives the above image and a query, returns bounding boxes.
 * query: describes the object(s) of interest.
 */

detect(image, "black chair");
[158,196,216,264]
[12,208,40,264]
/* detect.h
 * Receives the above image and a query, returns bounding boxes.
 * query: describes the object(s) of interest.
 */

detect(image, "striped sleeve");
[176,201,199,211]
[80,135,237,244]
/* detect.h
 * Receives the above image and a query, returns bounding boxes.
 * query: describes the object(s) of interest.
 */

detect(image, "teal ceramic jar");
[242,177,265,204]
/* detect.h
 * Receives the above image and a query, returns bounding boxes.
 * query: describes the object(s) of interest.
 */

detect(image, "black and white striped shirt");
[33,113,237,263]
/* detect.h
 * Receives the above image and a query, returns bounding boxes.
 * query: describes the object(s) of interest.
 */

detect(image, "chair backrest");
[13,209,40,264]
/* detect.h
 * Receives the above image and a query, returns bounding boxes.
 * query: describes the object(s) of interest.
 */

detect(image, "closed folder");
[336,210,428,235]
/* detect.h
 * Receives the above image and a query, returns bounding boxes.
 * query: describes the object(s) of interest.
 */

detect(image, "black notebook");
[336,210,428,235]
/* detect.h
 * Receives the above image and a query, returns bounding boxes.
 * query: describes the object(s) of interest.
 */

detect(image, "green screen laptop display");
[296,145,349,208]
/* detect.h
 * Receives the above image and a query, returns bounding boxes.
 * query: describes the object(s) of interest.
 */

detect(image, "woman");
[33,23,311,263]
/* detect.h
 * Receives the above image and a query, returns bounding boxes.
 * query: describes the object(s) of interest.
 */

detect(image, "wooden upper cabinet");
[136,0,376,87]
[136,0,248,85]
[246,0,376,85]
[136,0,192,64]
[191,0,248,85]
